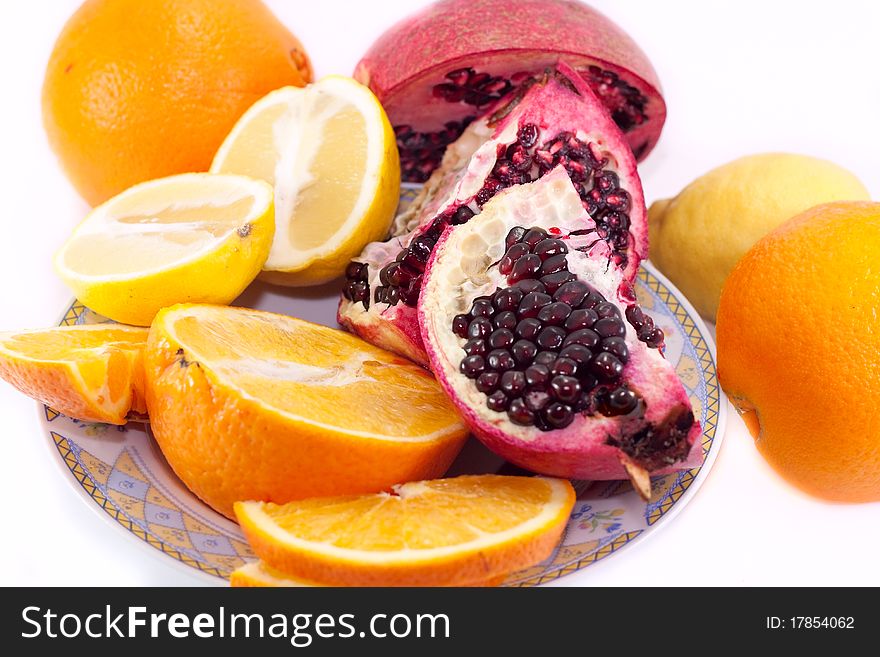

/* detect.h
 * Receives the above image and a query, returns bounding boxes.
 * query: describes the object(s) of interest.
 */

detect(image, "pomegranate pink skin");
[339,63,647,365]
[336,296,428,367]
[355,0,666,162]
[418,170,701,481]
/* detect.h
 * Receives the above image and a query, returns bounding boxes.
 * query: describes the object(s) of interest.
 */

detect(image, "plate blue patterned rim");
[38,255,725,586]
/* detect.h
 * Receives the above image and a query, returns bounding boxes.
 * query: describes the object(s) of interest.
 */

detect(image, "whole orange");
[42,0,312,205]
[717,202,880,502]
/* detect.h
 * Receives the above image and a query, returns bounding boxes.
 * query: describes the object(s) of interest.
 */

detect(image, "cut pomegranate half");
[419,170,701,496]
[355,0,666,181]
[340,63,647,366]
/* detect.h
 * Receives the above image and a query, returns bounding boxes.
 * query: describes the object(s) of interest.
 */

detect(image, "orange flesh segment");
[230,561,506,587]
[260,476,554,551]
[0,326,148,422]
[4,326,148,356]
[287,105,367,251]
[169,310,456,438]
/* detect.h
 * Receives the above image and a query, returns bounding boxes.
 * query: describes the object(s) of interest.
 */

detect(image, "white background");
[1,0,878,586]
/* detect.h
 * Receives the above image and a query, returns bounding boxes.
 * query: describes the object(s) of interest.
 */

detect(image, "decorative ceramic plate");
[39,187,726,586]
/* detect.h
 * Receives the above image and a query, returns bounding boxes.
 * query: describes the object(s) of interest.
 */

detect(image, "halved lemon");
[0,324,148,424]
[211,76,400,286]
[234,475,575,587]
[54,173,274,326]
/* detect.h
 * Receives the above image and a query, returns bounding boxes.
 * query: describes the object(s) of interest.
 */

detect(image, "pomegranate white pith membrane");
[340,63,647,365]
[419,170,702,497]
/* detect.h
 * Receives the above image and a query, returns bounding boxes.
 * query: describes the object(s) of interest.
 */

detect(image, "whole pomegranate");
[340,64,647,365]
[420,170,701,495]
[355,0,665,181]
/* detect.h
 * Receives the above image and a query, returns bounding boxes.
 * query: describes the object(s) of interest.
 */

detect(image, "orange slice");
[230,560,507,587]
[0,324,148,424]
[145,304,469,518]
[230,562,320,587]
[234,475,575,587]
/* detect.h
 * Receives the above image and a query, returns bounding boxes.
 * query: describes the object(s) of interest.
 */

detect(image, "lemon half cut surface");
[211,76,400,286]
[54,173,275,326]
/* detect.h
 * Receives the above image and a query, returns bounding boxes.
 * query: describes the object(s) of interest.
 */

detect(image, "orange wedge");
[230,562,320,587]
[234,475,575,587]
[0,324,148,424]
[229,560,507,588]
[145,304,469,518]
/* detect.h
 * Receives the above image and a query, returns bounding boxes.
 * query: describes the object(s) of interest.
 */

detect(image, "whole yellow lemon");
[649,153,869,320]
